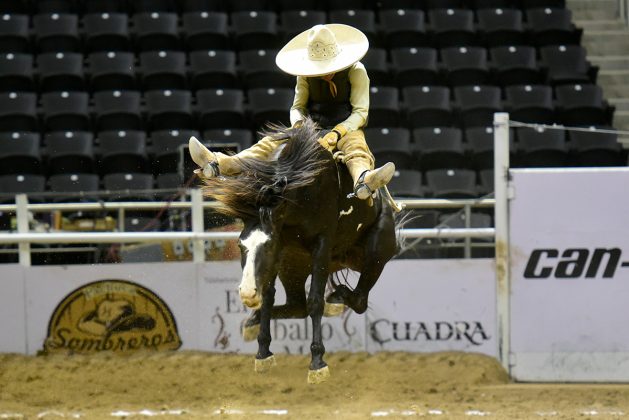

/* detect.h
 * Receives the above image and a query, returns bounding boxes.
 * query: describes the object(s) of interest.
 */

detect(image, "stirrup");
[352,171,374,200]
[350,163,396,200]
[203,160,220,178]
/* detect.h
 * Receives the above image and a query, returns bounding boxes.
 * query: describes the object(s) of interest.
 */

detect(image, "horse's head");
[237,201,287,309]
[187,119,328,308]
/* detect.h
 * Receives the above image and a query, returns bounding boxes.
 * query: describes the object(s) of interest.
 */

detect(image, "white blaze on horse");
[190,119,400,384]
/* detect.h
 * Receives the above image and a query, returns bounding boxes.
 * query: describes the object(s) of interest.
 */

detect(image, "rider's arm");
[290,75,309,127]
[339,62,370,132]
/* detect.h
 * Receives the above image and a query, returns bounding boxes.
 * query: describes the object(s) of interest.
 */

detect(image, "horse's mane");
[200,118,330,220]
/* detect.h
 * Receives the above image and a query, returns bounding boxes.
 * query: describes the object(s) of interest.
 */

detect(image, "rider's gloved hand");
[318,124,347,152]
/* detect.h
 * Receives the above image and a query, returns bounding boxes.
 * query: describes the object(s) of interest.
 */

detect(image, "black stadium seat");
[83,12,130,53]
[441,46,491,87]
[133,12,181,52]
[403,85,454,128]
[98,130,149,175]
[139,50,187,90]
[231,11,281,51]
[145,89,195,131]
[379,9,428,49]
[41,91,91,132]
[182,11,230,51]
[94,90,143,132]
[476,8,526,47]
[0,131,41,175]
[37,52,85,92]
[0,14,30,53]
[489,45,542,86]
[88,51,137,92]
[45,131,95,175]
[0,92,39,132]
[48,173,100,202]
[196,88,247,130]
[0,52,34,92]
[33,13,80,52]
[391,47,441,87]
[0,174,46,203]
[365,127,413,169]
[412,126,466,171]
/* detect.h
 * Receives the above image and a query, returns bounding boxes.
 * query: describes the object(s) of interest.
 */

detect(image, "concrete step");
[592,54,629,68]
[567,0,619,20]
[598,69,629,87]
[610,98,629,112]
[575,19,627,31]
[601,84,629,99]
[589,55,629,71]
[582,30,629,56]
[613,114,629,148]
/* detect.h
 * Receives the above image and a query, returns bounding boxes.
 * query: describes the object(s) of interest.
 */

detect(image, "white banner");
[197,262,366,355]
[3,258,498,357]
[0,264,26,353]
[510,168,629,381]
[366,259,497,356]
[23,262,197,355]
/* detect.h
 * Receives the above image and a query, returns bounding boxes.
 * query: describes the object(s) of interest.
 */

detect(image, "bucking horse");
[189,118,401,384]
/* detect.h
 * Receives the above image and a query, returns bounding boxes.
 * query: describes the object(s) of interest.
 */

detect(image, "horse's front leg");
[255,279,276,373]
[307,236,331,384]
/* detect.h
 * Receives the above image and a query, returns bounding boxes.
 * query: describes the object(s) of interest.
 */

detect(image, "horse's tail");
[393,208,421,257]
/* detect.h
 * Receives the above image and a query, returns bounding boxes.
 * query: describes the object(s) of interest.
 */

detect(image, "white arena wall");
[0,259,498,357]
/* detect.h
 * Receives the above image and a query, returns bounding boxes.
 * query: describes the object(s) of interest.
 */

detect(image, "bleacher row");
[0,0,624,206]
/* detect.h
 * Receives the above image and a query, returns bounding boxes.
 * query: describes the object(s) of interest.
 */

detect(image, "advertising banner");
[9,258,497,357]
[0,265,26,353]
[510,168,629,381]
[366,259,497,356]
[197,262,366,355]
[23,262,197,355]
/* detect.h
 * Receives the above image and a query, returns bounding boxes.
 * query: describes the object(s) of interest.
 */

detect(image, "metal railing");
[0,189,496,266]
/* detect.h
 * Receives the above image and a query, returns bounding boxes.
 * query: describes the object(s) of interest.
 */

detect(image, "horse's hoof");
[307,366,330,384]
[242,324,260,342]
[255,355,276,373]
[323,302,345,317]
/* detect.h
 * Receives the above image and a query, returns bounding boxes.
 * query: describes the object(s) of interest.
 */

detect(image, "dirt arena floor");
[1,351,629,419]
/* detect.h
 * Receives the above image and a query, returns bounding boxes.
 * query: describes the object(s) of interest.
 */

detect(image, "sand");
[1,351,629,419]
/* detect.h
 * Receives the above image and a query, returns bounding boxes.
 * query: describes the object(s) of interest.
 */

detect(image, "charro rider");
[190,23,395,200]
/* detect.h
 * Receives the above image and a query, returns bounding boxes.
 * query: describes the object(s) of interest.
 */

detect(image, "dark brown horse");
[190,119,399,383]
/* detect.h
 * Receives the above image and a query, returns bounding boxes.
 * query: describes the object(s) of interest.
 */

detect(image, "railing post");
[16,194,31,266]
[191,188,205,263]
[463,204,471,259]
[494,112,511,374]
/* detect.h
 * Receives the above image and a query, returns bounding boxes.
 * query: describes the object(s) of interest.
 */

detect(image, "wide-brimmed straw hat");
[275,24,369,77]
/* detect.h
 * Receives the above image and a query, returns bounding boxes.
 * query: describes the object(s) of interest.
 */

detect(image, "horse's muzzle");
[239,287,261,309]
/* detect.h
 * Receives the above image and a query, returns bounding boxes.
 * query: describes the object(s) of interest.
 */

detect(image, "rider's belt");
[308,102,352,129]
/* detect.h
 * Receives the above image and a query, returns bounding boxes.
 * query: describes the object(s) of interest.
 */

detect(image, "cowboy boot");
[338,130,396,199]
[189,136,220,177]
[353,162,396,200]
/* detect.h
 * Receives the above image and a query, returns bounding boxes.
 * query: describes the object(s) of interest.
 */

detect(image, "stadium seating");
[0,0,620,257]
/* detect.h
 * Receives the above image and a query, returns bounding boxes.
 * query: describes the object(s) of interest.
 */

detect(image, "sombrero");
[275,24,369,77]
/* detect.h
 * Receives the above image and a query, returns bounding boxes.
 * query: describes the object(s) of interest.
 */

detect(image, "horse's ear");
[259,204,287,233]
[189,136,212,168]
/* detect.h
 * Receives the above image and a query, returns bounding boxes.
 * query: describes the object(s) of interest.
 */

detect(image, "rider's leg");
[212,136,289,176]
[337,130,395,199]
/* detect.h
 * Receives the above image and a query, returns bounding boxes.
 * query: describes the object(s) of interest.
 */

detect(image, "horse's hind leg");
[328,213,397,314]
[255,279,276,373]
